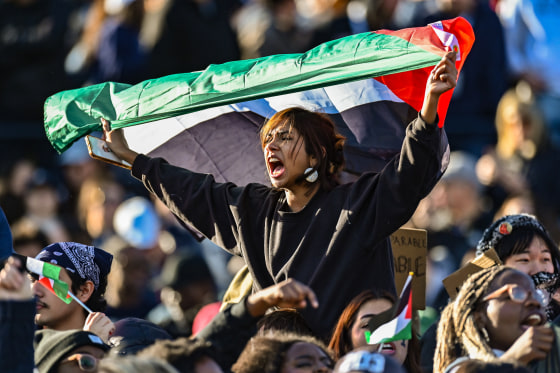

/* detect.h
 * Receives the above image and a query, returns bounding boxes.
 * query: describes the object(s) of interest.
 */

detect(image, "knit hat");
[475,214,558,259]
[35,242,113,290]
[34,329,110,373]
[109,317,172,356]
[334,349,405,373]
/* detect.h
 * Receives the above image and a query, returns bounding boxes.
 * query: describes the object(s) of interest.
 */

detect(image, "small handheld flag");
[366,272,414,345]
[14,254,93,312]
[25,256,72,305]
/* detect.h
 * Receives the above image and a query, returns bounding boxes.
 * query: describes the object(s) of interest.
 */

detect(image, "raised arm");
[420,51,458,124]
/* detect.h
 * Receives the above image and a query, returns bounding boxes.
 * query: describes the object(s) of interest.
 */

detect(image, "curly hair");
[138,337,214,373]
[260,107,346,191]
[232,331,333,373]
[434,266,521,373]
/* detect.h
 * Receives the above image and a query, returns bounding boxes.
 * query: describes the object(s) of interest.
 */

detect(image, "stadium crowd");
[1,0,560,372]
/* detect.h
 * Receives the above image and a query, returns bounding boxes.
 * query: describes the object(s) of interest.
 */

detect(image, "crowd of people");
[1,0,560,372]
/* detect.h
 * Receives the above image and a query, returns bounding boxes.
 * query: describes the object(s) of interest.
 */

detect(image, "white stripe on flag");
[122,79,404,155]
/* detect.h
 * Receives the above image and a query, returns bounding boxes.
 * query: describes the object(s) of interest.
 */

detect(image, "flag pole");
[68,291,93,314]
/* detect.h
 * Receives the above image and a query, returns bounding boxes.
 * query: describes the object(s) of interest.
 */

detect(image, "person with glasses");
[421,213,560,373]
[434,266,560,373]
[34,328,110,373]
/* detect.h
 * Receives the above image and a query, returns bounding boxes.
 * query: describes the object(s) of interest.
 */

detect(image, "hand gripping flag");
[366,272,414,345]
[44,17,474,185]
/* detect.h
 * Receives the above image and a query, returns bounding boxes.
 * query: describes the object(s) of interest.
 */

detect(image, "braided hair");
[434,266,520,373]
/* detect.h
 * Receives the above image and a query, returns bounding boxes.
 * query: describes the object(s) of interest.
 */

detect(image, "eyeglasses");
[483,283,549,307]
[60,353,99,371]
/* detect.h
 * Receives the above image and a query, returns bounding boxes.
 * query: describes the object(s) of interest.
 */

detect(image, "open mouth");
[521,312,545,330]
[379,342,396,355]
[267,156,285,178]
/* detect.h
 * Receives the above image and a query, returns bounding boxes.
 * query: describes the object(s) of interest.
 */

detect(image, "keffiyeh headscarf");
[35,242,113,290]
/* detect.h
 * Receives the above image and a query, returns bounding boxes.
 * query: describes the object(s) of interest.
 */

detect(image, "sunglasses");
[483,283,549,307]
[60,353,99,371]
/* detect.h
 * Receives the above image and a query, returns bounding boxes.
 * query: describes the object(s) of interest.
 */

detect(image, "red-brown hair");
[328,289,421,373]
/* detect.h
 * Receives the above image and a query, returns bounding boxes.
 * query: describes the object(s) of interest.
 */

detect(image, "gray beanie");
[34,329,110,373]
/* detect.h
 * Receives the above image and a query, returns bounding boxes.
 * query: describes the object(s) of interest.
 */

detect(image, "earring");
[304,168,318,183]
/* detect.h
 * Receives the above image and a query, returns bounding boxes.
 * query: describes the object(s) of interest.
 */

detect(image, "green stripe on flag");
[44,31,443,154]
[53,279,72,304]
[377,322,412,344]
[42,262,62,281]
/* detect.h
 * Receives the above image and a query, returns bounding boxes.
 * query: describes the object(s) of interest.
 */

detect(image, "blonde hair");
[495,88,546,159]
[434,266,520,373]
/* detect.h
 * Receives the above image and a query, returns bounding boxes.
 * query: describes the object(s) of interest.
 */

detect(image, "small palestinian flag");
[25,256,72,304]
[366,272,413,345]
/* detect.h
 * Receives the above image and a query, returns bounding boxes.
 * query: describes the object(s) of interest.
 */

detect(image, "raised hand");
[0,256,33,301]
[84,312,115,344]
[501,325,555,365]
[101,118,139,165]
[246,278,319,317]
[420,51,458,124]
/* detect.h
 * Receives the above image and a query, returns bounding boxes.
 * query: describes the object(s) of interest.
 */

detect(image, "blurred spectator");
[305,0,355,47]
[409,151,490,310]
[142,0,243,79]
[113,196,168,271]
[476,85,560,241]
[57,139,108,220]
[258,0,314,57]
[152,196,234,296]
[92,0,147,84]
[231,331,334,373]
[66,0,151,85]
[76,174,126,246]
[496,0,560,147]
[364,0,400,30]
[493,192,535,221]
[148,251,218,338]
[108,317,172,356]
[139,336,221,373]
[0,0,78,167]
[0,157,37,224]
[102,235,159,320]
[13,168,71,244]
[11,220,49,258]
[423,0,508,157]
[0,0,75,119]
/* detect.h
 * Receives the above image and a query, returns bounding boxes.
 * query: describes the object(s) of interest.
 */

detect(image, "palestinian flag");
[366,272,414,345]
[44,17,474,184]
[23,255,72,304]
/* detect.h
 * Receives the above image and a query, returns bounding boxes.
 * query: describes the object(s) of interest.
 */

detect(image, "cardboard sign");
[390,227,427,310]
[442,248,502,300]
